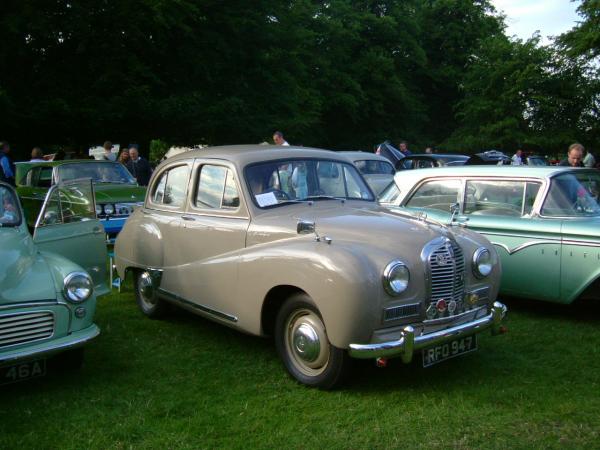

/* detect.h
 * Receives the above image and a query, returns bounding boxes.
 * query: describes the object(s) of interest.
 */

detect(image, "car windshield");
[57,162,137,184]
[245,159,374,208]
[542,171,600,217]
[0,185,21,227]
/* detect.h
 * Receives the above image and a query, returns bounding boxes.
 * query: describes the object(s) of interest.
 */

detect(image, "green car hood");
[0,231,56,304]
[93,184,146,203]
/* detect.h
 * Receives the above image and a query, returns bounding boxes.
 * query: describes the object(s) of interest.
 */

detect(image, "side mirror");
[297,220,315,235]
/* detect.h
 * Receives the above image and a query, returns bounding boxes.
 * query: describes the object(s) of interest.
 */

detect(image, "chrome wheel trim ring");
[138,271,157,310]
[285,308,330,376]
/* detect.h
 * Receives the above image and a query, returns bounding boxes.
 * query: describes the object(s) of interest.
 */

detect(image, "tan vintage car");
[114,145,507,388]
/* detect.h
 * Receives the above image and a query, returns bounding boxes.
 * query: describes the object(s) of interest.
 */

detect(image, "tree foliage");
[0,0,598,159]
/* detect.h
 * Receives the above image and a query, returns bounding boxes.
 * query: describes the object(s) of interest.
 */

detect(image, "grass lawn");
[1,283,600,449]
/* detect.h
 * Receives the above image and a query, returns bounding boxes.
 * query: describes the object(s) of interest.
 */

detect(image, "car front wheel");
[134,270,167,318]
[275,294,350,389]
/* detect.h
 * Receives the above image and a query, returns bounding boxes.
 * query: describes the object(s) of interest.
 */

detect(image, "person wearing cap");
[102,141,117,161]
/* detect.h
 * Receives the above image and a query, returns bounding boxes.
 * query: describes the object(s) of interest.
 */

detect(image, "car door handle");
[181,215,196,221]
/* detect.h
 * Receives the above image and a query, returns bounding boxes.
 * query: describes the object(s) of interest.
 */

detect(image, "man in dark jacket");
[0,141,16,186]
[126,145,152,186]
[559,143,585,167]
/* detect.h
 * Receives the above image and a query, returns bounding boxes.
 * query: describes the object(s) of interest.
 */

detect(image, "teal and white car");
[0,180,107,385]
[380,166,600,303]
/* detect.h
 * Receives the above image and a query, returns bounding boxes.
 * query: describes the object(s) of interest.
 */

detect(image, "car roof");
[404,154,469,160]
[15,159,120,168]
[393,165,588,187]
[164,145,353,167]
[336,151,393,163]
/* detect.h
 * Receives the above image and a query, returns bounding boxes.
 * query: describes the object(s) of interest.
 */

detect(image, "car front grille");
[427,241,466,319]
[0,311,54,349]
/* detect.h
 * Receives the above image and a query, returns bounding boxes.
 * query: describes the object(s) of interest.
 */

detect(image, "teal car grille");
[0,311,54,348]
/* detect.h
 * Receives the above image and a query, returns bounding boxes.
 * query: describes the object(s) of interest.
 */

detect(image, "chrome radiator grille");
[0,311,54,349]
[427,241,465,317]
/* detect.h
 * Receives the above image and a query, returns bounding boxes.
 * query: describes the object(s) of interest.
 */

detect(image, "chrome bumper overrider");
[348,302,507,361]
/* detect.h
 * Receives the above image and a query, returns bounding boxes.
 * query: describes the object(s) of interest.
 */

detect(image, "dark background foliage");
[0,0,598,159]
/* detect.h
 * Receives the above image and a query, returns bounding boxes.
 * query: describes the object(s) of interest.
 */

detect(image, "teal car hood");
[93,184,146,203]
[0,231,57,304]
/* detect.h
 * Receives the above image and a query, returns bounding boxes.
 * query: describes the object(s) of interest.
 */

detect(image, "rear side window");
[406,179,461,211]
[464,180,541,217]
[151,165,190,208]
[195,165,240,209]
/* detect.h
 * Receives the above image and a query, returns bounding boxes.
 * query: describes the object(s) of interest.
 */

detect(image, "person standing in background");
[559,143,585,167]
[118,148,130,166]
[30,147,45,162]
[102,141,116,161]
[126,145,152,186]
[0,141,15,186]
[398,141,412,156]
[583,149,596,168]
[273,131,289,146]
[511,149,524,165]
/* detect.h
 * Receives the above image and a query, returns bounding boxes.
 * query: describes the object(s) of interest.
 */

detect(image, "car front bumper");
[348,301,507,361]
[0,324,100,365]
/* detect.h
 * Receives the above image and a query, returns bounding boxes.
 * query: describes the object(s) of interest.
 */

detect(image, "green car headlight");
[383,260,410,296]
[472,248,493,278]
[63,272,93,303]
[103,203,115,215]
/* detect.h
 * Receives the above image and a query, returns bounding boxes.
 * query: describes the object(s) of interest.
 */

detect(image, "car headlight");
[383,260,410,296]
[472,248,493,278]
[103,203,115,215]
[63,272,93,303]
[95,204,103,216]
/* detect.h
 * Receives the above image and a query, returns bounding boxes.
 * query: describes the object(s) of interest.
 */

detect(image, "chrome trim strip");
[157,288,238,323]
[491,240,559,255]
[0,324,100,365]
[482,231,561,241]
[348,301,507,360]
[562,240,600,248]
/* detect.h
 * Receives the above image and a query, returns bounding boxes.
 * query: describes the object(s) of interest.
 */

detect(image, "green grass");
[1,285,600,449]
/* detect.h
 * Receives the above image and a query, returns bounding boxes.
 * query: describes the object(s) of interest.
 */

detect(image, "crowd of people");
[1,133,597,190]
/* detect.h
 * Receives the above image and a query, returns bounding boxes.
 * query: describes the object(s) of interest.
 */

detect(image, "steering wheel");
[264,188,291,201]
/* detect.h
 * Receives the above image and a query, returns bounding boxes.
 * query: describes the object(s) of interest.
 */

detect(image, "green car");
[15,160,146,239]
[0,180,107,385]
[380,166,600,303]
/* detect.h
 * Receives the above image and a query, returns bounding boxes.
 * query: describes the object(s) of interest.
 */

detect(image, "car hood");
[0,231,57,304]
[249,201,468,254]
[94,184,146,203]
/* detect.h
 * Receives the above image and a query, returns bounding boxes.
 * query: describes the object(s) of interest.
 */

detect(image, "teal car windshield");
[245,159,374,208]
[0,185,21,226]
[57,162,136,185]
[542,171,600,217]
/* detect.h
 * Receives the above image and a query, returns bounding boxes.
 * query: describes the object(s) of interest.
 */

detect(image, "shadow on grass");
[502,295,600,323]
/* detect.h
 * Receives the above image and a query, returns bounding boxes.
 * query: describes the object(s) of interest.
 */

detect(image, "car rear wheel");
[275,294,350,389]
[134,270,167,318]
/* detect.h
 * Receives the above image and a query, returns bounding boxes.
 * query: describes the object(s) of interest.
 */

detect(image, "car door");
[17,165,54,227]
[167,160,249,322]
[459,178,561,301]
[33,179,109,296]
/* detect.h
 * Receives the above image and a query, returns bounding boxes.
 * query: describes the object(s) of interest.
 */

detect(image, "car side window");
[38,182,96,226]
[195,165,240,209]
[37,167,53,188]
[464,180,541,216]
[406,179,461,211]
[151,165,190,208]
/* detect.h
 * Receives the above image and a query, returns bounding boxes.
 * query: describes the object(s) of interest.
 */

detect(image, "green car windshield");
[245,159,374,208]
[542,171,600,217]
[0,185,21,227]
[57,162,136,185]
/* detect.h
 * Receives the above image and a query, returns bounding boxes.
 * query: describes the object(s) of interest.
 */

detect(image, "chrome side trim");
[491,240,560,255]
[348,301,507,360]
[157,288,238,323]
[562,239,600,248]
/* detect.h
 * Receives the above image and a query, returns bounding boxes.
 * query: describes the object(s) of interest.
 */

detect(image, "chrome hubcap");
[138,272,156,307]
[293,323,320,362]
[285,308,330,376]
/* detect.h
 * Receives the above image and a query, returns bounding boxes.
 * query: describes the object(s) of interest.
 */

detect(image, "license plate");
[0,359,47,385]
[422,335,477,368]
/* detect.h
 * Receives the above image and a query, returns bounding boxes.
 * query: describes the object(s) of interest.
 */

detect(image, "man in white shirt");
[273,131,289,146]
[511,149,524,165]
